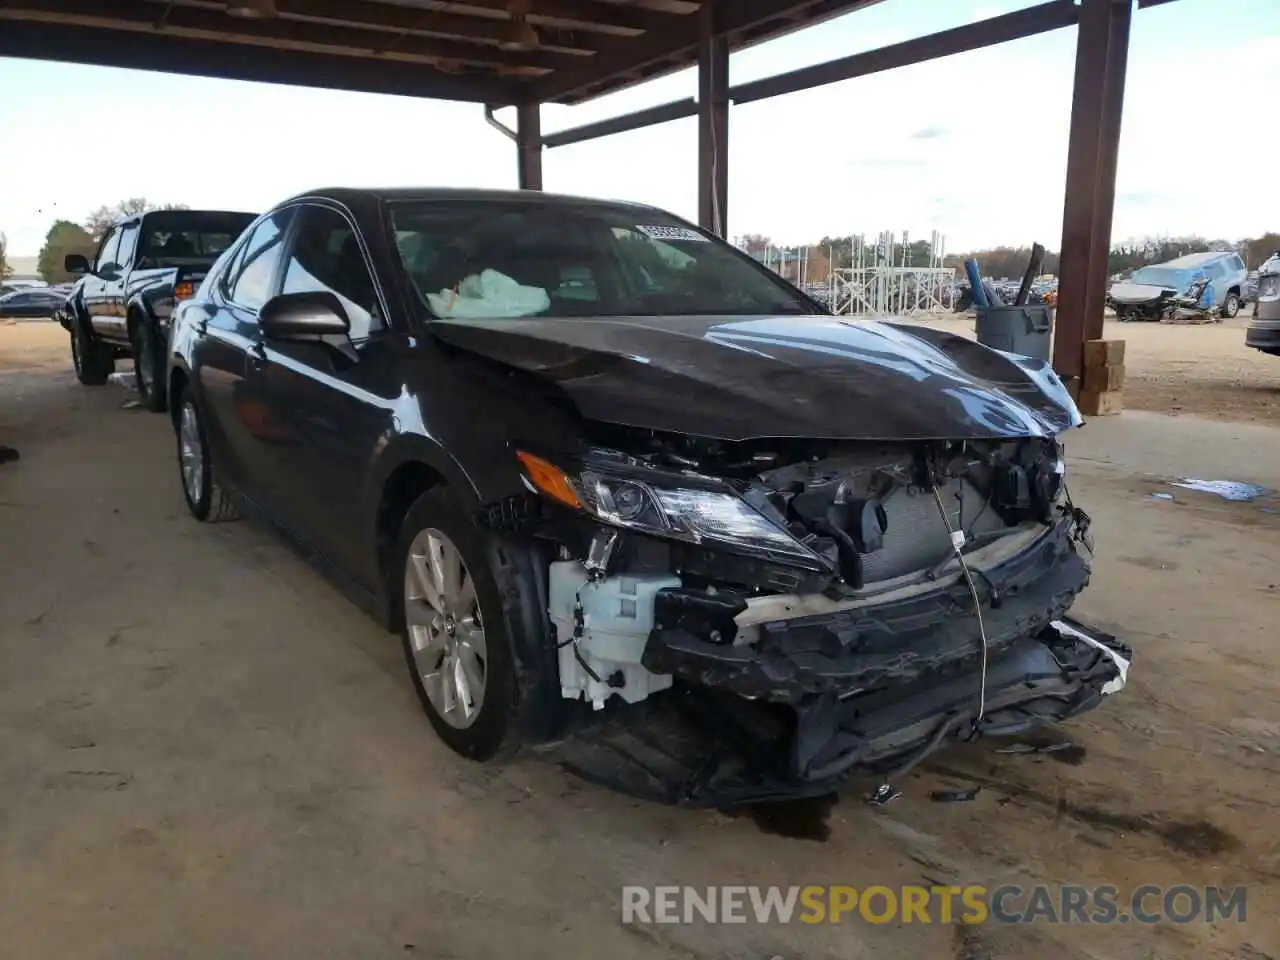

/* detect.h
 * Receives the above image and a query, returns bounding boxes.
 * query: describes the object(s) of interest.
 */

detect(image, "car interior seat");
[161,233,196,258]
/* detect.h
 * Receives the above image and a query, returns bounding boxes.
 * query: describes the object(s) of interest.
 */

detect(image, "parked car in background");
[61,208,256,410]
[165,187,1129,805]
[1246,253,1280,357]
[0,282,43,298]
[0,287,67,319]
[1108,251,1248,321]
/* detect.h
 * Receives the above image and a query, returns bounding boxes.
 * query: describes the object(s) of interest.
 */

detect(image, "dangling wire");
[931,483,989,727]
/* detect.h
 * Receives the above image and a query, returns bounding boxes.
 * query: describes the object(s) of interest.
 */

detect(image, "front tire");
[70,321,114,385]
[396,488,526,761]
[131,318,167,412]
[176,389,240,523]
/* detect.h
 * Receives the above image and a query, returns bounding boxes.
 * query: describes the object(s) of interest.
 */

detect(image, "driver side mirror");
[259,290,351,340]
[65,253,91,276]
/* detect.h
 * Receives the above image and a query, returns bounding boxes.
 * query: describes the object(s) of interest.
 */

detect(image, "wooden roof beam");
[152,0,643,54]
[0,18,520,100]
[439,0,694,33]
[1,0,566,72]
[537,0,876,102]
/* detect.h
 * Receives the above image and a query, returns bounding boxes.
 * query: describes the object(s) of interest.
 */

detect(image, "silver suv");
[1246,253,1280,356]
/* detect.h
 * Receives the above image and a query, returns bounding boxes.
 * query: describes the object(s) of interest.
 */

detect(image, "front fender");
[365,433,479,512]
[62,292,88,333]
[358,433,483,627]
[361,433,480,557]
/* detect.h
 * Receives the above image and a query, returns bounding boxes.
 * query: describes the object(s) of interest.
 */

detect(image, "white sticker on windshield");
[635,224,710,243]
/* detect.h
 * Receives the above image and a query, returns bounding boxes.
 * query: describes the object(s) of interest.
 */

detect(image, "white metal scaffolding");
[745,231,958,317]
[828,231,956,316]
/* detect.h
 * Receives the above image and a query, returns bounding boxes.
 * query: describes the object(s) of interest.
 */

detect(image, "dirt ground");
[922,309,1280,423]
[1,321,1278,960]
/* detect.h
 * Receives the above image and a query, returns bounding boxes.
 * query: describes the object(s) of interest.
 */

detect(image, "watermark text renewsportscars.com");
[621,885,1247,926]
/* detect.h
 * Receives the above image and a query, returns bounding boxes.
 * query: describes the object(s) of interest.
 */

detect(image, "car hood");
[1110,281,1174,303]
[429,314,1082,442]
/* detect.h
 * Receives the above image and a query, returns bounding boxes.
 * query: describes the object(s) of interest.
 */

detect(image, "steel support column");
[517,101,543,190]
[697,4,729,236]
[1053,0,1132,384]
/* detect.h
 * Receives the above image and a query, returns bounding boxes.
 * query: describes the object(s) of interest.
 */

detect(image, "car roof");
[1159,251,1237,269]
[111,209,258,227]
[281,186,668,219]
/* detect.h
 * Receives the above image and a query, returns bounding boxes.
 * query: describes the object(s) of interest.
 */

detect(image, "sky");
[2,0,1278,257]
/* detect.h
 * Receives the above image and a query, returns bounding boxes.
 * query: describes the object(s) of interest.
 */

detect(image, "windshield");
[138,211,256,267]
[1129,266,1193,288]
[389,200,818,319]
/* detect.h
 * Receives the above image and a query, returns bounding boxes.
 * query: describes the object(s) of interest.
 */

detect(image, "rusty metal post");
[517,101,543,190]
[697,4,728,236]
[1053,0,1132,385]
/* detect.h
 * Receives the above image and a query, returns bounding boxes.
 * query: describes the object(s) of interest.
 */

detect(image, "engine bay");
[576,425,1072,592]
[497,428,1087,719]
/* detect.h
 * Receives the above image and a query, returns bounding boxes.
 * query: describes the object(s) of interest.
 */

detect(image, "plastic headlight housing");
[579,469,823,567]
[517,451,825,569]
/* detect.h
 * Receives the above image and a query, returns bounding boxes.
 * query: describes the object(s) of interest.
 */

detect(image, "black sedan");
[166,188,1130,805]
[0,287,67,319]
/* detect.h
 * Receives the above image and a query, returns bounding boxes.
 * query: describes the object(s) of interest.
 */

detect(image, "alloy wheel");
[179,401,204,505]
[404,528,487,729]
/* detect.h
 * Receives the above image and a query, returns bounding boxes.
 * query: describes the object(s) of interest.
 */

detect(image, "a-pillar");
[697,3,728,236]
[1053,0,1132,391]
[517,101,543,190]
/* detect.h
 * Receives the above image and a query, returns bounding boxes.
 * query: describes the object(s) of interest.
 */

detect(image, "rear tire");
[1220,292,1240,320]
[176,388,240,523]
[70,321,114,385]
[131,317,168,412]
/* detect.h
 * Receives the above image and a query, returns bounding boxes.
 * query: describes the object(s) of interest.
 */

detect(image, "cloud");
[847,157,929,168]
[1117,190,1178,208]
[909,124,948,140]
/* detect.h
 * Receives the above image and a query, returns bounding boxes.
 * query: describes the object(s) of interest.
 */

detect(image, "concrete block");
[1083,362,1125,393]
[1079,388,1123,416]
[1084,339,1126,368]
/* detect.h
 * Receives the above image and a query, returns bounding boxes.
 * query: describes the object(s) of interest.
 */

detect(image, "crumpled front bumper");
[643,516,1088,703]
[548,618,1131,807]
[781,618,1129,785]
[545,515,1129,806]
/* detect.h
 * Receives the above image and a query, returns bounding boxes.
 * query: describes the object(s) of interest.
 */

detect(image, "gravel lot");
[920,310,1279,423]
[2,322,1278,960]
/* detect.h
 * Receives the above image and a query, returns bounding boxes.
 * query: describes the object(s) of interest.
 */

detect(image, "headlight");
[516,450,826,569]
[1261,275,1279,297]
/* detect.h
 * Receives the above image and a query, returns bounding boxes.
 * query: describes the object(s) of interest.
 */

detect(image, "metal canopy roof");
[0,0,884,105]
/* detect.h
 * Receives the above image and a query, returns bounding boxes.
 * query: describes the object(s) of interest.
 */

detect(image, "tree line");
[737,231,1280,282]
[30,198,188,284]
[7,212,1279,287]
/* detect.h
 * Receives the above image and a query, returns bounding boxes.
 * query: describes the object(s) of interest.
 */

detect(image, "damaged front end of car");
[482,427,1131,806]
